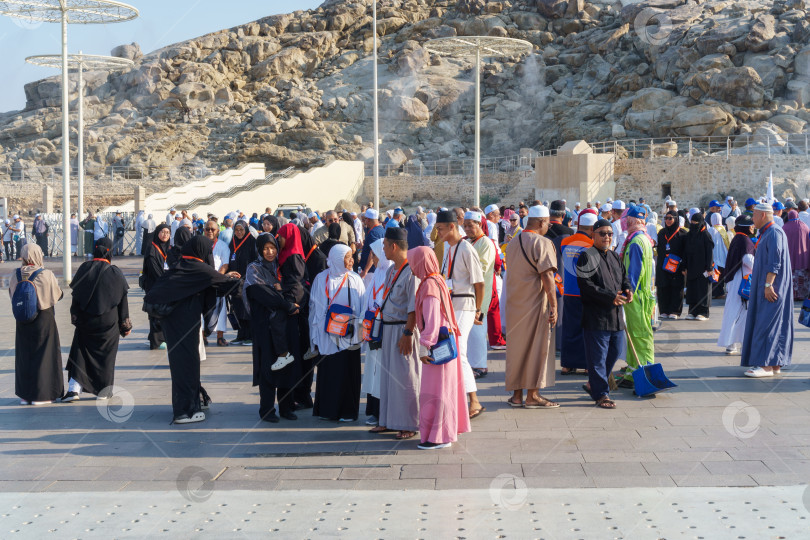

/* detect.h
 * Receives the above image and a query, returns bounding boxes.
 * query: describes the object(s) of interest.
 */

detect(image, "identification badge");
[665,243,670,251]
[163,261,169,270]
[445,278,453,293]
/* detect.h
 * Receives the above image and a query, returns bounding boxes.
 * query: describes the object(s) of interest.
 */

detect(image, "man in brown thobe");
[505,205,560,408]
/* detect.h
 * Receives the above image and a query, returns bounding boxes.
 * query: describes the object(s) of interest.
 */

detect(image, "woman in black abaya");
[145,236,241,423]
[228,220,257,345]
[682,212,715,320]
[64,238,132,401]
[143,223,171,349]
[244,234,303,422]
[656,210,688,318]
[167,226,192,269]
[10,244,64,405]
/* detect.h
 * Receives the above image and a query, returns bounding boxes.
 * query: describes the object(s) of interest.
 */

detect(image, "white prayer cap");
[13,214,20,219]
[308,212,318,219]
[416,206,424,213]
[192,213,198,218]
[726,196,734,201]
[578,212,598,227]
[170,207,176,211]
[600,204,612,213]
[575,202,581,206]
[440,207,448,211]
[595,200,601,206]
[754,203,774,212]
[484,204,499,215]
[786,197,794,202]
[35,213,40,217]
[667,200,677,206]
[528,205,549,218]
[688,207,700,218]
[364,208,379,219]
[464,211,482,221]
[665,195,672,201]
[180,218,192,227]
[606,198,613,203]
[297,205,303,210]
[612,200,626,210]
[351,211,357,216]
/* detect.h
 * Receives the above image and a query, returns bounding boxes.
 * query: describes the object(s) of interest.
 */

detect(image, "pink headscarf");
[784,210,810,271]
[408,247,459,336]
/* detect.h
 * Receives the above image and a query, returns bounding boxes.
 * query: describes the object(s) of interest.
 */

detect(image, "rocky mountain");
[2,0,810,199]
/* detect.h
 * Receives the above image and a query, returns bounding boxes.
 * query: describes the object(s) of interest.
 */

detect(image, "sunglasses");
[664,216,675,220]
[597,231,613,237]
[204,227,218,232]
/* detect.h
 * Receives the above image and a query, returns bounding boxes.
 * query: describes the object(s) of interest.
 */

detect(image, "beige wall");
[361,172,521,206]
[535,152,615,205]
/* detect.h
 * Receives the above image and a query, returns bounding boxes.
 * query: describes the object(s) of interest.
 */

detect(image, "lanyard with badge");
[230,234,249,262]
[441,243,462,295]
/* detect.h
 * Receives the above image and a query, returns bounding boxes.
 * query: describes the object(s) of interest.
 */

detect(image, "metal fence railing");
[178,167,295,210]
[364,153,538,177]
[23,212,139,258]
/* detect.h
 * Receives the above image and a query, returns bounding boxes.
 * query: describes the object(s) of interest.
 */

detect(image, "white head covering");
[464,211,482,221]
[578,212,598,227]
[528,205,549,218]
[726,216,736,230]
[484,204,499,215]
[368,239,393,307]
[425,211,437,235]
[678,216,685,228]
[709,213,722,227]
[647,211,658,224]
[688,207,700,218]
[327,244,352,279]
[364,209,379,220]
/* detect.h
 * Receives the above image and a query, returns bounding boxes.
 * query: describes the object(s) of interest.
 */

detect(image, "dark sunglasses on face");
[205,227,218,231]
[664,216,674,220]
[597,231,613,237]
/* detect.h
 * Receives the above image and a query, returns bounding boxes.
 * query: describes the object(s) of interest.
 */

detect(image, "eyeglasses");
[664,216,675,220]
[597,231,613,237]
[204,227,218,232]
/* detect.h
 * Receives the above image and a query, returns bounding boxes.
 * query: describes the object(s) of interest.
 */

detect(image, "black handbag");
[142,299,177,318]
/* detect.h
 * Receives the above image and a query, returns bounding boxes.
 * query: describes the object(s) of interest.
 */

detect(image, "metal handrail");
[177,166,295,210]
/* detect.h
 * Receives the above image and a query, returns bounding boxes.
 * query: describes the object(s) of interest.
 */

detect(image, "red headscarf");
[408,246,459,336]
[277,223,304,267]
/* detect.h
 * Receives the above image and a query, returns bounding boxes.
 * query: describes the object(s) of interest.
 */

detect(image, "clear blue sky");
[0,0,322,112]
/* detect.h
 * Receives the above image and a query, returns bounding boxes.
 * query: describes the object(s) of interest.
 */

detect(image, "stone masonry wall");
[614,155,810,209]
[361,172,522,207]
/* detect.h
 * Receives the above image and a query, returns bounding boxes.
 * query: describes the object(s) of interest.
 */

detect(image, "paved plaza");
[1,257,809,538]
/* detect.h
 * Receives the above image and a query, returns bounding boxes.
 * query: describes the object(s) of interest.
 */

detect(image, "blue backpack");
[12,268,43,323]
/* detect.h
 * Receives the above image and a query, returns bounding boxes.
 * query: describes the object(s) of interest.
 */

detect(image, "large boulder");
[536,0,568,19]
[382,95,430,123]
[671,105,736,137]
[111,42,142,61]
[707,67,765,108]
[744,14,775,53]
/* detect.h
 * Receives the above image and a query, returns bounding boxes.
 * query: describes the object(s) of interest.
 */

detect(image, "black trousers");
[365,394,380,417]
[657,276,684,315]
[148,315,165,349]
[293,312,314,408]
[686,277,711,317]
[259,383,294,419]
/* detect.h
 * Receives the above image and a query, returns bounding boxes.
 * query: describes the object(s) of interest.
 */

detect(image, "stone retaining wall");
[361,172,522,207]
[614,155,810,208]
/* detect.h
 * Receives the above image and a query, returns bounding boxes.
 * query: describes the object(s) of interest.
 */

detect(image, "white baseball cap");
[612,200,626,210]
[527,205,549,218]
[364,209,379,220]
[308,212,318,219]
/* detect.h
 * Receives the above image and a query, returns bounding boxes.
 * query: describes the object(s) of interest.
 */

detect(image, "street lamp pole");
[372,0,379,211]
[474,47,481,208]
[77,51,84,226]
[60,9,71,280]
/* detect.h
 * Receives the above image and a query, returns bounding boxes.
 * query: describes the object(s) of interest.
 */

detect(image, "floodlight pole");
[61,9,71,281]
[372,1,379,210]
[77,50,84,226]
[474,47,481,208]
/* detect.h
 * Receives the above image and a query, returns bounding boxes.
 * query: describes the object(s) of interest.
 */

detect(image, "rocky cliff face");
[2,0,810,191]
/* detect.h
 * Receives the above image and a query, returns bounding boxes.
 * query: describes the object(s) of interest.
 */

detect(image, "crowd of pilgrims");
[8,193,806,446]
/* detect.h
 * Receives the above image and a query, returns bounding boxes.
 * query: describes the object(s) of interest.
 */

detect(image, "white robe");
[717,254,754,348]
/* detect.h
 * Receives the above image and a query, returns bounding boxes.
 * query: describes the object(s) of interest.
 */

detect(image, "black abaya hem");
[15,307,63,403]
[313,349,361,421]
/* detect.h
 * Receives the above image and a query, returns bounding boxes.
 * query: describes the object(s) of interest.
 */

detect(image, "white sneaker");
[669,314,679,320]
[365,415,378,426]
[32,401,53,406]
[725,346,740,356]
[174,411,206,424]
[20,400,30,405]
[417,441,452,450]
[271,353,295,371]
[695,315,708,321]
[684,314,696,320]
[490,344,506,350]
[744,367,773,378]
[303,347,319,360]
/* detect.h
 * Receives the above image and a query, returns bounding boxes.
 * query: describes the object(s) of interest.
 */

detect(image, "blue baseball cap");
[709,200,722,208]
[772,201,785,211]
[745,198,756,207]
[627,204,647,219]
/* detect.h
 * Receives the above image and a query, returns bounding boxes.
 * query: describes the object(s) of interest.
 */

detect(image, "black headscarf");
[229,219,258,276]
[242,234,280,312]
[71,238,129,316]
[318,223,344,258]
[262,215,280,235]
[688,212,706,237]
[167,226,193,269]
[144,236,239,305]
[723,218,756,284]
[299,224,327,284]
[342,212,354,229]
[149,224,171,258]
[663,210,680,235]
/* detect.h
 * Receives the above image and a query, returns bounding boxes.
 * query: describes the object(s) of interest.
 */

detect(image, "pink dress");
[418,296,471,444]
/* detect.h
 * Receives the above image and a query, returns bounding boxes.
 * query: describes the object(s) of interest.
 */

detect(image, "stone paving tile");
[671,475,758,487]
[438,453,514,464]
[278,468,342,480]
[581,451,659,463]
[354,479,436,490]
[654,450,732,462]
[434,478,508,490]
[461,463,523,478]
[510,452,584,464]
[642,462,710,476]
[44,480,130,492]
[119,481,194,491]
[364,454,439,465]
[218,467,282,482]
[400,464,461,480]
[521,463,586,478]
[703,460,771,475]
[521,476,596,488]
[592,476,677,488]
[37,466,110,481]
[581,462,650,477]
[338,467,401,480]
[275,479,359,490]
[95,466,169,481]
[750,473,810,486]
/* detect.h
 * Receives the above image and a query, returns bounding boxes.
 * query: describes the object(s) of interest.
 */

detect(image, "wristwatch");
[764,282,772,288]
[403,329,414,336]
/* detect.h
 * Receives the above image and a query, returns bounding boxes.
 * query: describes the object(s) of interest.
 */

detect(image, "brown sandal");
[369,426,392,433]
[524,398,560,409]
[596,396,616,409]
[396,431,416,440]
